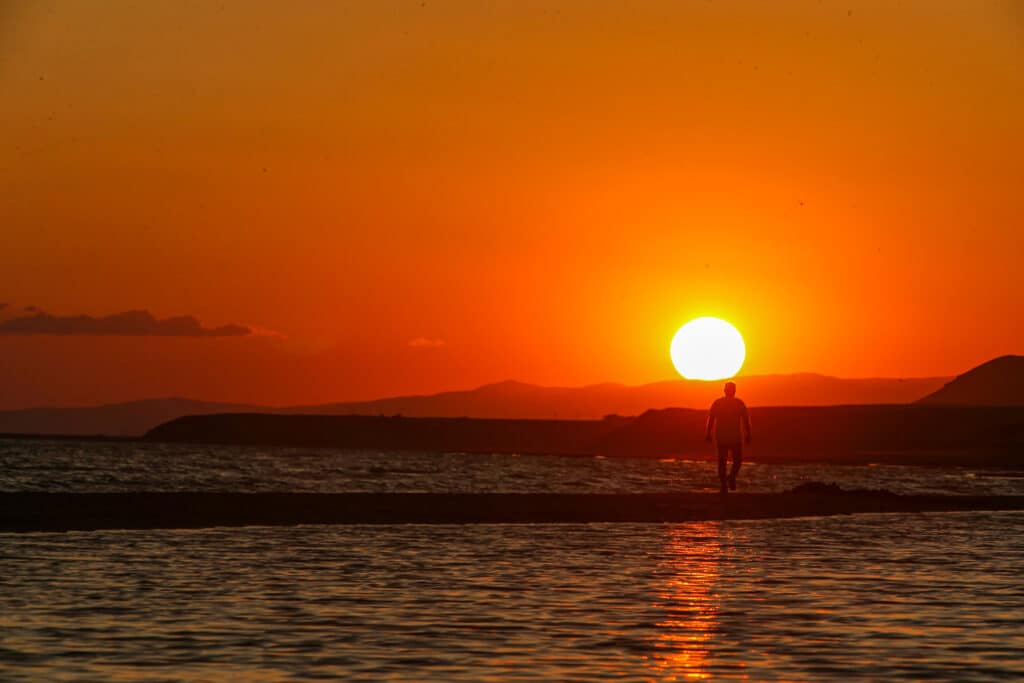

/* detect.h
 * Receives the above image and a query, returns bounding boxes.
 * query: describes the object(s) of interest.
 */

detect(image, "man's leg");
[728,443,743,490]
[717,445,729,493]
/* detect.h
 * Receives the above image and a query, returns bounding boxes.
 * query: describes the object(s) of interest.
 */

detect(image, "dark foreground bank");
[142,405,1024,466]
[3,491,1024,532]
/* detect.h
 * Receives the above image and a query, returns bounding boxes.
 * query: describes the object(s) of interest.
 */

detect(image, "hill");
[918,355,1024,406]
[287,373,949,419]
[0,372,952,437]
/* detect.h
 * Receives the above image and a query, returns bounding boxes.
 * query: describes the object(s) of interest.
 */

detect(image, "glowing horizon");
[0,1,1020,408]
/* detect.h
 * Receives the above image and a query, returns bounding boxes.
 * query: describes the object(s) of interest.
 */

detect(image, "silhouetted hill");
[145,404,1024,467]
[287,374,949,419]
[0,398,259,437]
[0,373,953,437]
[918,355,1024,406]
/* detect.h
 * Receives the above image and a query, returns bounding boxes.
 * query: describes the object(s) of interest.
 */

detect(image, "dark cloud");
[24,305,38,312]
[0,310,252,337]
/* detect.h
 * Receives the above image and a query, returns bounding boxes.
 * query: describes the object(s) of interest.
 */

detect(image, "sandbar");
[2,491,1023,532]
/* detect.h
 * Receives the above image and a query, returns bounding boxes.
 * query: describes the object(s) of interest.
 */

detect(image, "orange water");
[2,512,1022,681]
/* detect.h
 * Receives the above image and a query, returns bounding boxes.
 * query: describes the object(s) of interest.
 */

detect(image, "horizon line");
[0,368,964,413]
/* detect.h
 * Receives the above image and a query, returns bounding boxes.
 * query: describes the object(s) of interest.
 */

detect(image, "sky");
[1,0,1022,408]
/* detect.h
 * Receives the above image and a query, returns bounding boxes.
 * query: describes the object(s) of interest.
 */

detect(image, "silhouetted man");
[705,381,751,493]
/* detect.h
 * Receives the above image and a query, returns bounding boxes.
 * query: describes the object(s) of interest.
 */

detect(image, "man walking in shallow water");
[705,381,752,494]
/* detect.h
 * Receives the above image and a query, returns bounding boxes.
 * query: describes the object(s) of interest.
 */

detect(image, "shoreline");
[3,492,1024,532]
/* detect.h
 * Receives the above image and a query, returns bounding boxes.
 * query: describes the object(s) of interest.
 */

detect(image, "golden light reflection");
[650,524,726,681]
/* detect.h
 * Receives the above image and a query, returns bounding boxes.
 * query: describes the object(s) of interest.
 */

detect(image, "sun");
[670,317,746,380]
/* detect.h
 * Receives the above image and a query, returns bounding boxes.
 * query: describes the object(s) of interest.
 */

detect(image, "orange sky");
[1,1,1021,408]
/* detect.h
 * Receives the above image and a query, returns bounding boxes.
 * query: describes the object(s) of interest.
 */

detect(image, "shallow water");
[2,511,1022,681]
[2,438,1023,496]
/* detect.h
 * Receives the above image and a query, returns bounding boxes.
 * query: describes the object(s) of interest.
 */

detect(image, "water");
[2,438,1023,496]
[2,439,1023,680]
[1,513,1022,681]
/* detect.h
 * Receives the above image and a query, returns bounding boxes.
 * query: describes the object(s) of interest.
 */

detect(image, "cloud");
[0,310,252,337]
[408,337,446,348]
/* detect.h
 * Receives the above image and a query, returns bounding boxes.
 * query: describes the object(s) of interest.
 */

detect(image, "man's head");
[724,381,736,397]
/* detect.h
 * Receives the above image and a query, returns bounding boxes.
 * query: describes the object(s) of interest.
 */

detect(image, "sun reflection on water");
[651,523,730,681]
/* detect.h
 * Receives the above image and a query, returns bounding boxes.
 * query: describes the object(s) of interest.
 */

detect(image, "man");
[705,381,751,494]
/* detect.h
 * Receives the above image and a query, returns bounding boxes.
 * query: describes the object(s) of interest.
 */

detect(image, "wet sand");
[2,491,1024,532]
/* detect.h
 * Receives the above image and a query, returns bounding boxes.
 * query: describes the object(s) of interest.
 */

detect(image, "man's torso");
[711,396,747,444]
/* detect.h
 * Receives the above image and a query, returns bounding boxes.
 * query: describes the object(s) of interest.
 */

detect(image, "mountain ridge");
[284,373,950,420]
[918,355,1024,406]
[1,371,953,437]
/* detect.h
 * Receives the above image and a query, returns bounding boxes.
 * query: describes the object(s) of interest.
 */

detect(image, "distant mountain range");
[1,356,1020,437]
[0,369,969,438]
[289,373,950,419]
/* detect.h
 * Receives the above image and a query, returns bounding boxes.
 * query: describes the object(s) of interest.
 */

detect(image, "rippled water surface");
[2,438,1023,495]
[2,440,1023,680]
[2,512,1023,681]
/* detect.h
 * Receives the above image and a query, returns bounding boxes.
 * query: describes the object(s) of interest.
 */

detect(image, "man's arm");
[742,403,752,443]
[705,411,715,442]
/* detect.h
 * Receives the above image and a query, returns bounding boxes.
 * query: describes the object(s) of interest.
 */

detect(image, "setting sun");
[670,317,746,381]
